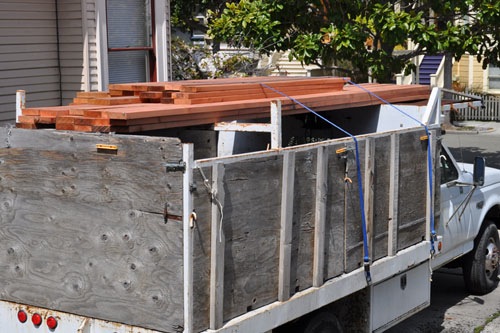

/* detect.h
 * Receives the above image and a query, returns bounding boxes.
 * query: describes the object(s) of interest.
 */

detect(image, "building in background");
[0,0,172,124]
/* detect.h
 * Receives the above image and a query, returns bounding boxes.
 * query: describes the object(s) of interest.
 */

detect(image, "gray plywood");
[372,135,391,260]
[290,150,317,293]
[191,167,213,332]
[343,140,367,273]
[221,155,282,321]
[324,144,349,278]
[397,129,429,250]
[0,129,184,332]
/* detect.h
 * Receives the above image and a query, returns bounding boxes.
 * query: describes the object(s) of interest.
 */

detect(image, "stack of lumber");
[16,77,431,133]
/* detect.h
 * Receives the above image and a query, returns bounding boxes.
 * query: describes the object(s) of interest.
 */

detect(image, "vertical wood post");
[364,138,375,261]
[16,90,25,123]
[210,163,225,329]
[183,144,194,333]
[313,146,328,287]
[278,151,295,301]
[388,134,400,256]
[270,100,282,149]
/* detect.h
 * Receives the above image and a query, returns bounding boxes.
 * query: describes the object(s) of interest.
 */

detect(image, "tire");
[463,221,500,295]
[303,312,343,333]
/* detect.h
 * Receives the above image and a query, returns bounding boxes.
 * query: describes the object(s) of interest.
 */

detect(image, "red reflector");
[32,313,42,326]
[47,316,58,329]
[17,310,27,323]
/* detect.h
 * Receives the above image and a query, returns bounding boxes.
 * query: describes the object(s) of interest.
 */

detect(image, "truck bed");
[0,125,438,332]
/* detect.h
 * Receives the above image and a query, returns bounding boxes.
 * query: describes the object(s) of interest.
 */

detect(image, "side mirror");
[473,156,485,186]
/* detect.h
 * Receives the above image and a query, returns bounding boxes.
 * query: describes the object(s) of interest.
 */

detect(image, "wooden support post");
[183,144,194,333]
[270,100,282,149]
[210,163,225,329]
[16,90,25,123]
[278,150,295,301]
[364,138,375,262]
[388,134,399,256]
[313,146,328,287]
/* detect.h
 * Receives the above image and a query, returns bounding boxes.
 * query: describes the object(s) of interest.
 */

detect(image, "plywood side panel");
[324,144,348,279]
[372,135,391,260]
[290,150,317,293]
[0,129,184,333]
[397,130,428,250]
[221,155,283,321]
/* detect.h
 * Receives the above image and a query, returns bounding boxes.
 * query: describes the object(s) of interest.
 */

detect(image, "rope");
[344,80,437,256]
[197,166,224,242]
[260,82,372,284]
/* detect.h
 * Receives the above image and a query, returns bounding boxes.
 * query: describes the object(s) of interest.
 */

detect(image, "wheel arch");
[484,204,500,232]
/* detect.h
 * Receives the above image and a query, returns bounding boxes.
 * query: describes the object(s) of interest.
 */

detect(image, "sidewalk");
[445,121,500,134]
[481,315,500,333]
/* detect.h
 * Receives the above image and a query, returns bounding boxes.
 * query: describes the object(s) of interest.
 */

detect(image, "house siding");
[0,0,60,122]
[453,54,487,92]
[58,0,85,105]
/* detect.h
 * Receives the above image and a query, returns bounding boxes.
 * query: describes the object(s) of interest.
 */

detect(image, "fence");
[454,91,500,121]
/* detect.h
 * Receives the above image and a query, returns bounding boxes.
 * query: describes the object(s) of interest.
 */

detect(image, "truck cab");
[434,144,500,294]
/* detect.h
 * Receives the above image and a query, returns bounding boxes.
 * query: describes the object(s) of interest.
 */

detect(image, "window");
[106,0,154,83]
[488,65,500,90]
[440,150,459,185]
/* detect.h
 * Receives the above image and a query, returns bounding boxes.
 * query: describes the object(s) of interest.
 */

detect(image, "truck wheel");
[303,312,343,333]
[463,221,500,295]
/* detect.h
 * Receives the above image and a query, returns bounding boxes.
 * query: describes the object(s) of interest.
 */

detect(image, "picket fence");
[454,91,500,121]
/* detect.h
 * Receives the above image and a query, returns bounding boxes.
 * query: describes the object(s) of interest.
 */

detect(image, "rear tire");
[463,221,500,295]
[303,312,343,333]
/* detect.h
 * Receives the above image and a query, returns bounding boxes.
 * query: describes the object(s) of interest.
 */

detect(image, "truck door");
[438,147,475,260]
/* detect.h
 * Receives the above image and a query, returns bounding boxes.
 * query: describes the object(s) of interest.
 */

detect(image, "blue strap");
[260,82,372,283]
[345,80,437,253]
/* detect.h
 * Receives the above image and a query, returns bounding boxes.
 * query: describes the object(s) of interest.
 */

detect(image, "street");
[387,121,500,332]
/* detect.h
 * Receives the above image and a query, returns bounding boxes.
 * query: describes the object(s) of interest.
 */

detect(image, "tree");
[207,0,500,83]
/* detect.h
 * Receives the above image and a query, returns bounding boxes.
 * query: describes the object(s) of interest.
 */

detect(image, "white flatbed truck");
[0,86,498,333]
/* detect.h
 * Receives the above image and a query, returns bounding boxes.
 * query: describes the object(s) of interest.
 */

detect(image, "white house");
[0,0,172,123]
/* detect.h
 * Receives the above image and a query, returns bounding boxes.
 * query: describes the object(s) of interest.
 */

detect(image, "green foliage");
[206,0,500,83]
[207,0,283,54]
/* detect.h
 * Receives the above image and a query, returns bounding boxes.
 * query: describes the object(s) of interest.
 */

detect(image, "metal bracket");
[164,161,186,173]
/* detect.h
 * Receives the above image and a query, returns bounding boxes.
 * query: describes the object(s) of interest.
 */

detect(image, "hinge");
[164,161,186,173]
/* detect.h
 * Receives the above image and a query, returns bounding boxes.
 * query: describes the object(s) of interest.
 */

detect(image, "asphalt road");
[387,121,500,333]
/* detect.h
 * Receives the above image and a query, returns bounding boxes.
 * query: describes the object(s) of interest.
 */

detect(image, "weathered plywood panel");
[372,135,391,260]
[221,155,282,321]
[290,150,317,293]
[397,130,428,250]
[191,167,213,332]
[0,129,184,332]
[342,140,367,273]
[324,144,348,278]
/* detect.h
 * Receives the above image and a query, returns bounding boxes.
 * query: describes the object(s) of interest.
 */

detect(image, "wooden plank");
[209,163,225,329]
[364,138,375,263]
[387,133,399,256]
[183,144,195,333]
[313,146,328,287]
[278,151,295,302]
